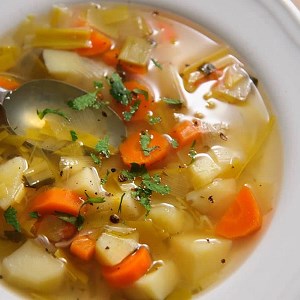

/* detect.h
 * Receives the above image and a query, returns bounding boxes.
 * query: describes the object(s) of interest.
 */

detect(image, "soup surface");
[0,2,282,299]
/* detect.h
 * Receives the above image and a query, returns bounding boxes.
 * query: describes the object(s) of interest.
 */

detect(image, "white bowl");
[0,0,300,299]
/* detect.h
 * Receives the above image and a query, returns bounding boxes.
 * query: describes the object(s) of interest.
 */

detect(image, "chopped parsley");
[56,212,85,230]
[95,136,110,158]
[123,100,141,121]
[148,115,161,125]
[4,206,21,232]
[67,81,106,111]
[101,169,110,185]
[151,58,163,70]
[140,131,159,156]
[118,192,126,214]
[107,73,132,106]
[170,137,179,149]
[90,153,101,165]
[29,211,39,219]
[162,97,183,106]
[70,130,78,141]
[83,193,106,206]
[120,163,170,214]
[37,108,70,121]
[188,140,198,164]
[132,88,149,100]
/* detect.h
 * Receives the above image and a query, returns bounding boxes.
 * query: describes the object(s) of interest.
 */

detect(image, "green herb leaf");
[29,211,39,219]
[4,206,21,232]
[148,115,161,125]
[170,137,179,149]
[123,100,140,121]
[161,97,183,106]
[107,73,132,106]
[121,163,148,180]
[84,192,106,206]
[132,88,149,100]
[95,136,110,158]
[118,192,126,214]
[151,58,162,70]
[94,81,104,90]
[70,130,78,142]
[142,173,170,195]
[37,108,70,121]
[101,169,110,185]
[188,140,197,164]
[140,131,159,156]
[90,153,102,165]
[56,212,85,230]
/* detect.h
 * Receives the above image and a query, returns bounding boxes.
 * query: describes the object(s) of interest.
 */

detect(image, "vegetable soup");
[0,2,282,299]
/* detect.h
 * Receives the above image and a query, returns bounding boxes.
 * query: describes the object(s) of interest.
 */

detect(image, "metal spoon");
[0,79,126,150]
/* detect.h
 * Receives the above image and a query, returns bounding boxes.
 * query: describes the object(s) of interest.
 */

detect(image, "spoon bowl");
[0,79,126,149]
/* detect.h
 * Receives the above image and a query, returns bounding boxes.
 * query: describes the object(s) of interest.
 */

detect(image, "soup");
[0,2,282,299]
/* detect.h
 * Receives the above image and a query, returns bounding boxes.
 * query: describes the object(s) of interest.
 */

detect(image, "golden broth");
[0,2,282,300]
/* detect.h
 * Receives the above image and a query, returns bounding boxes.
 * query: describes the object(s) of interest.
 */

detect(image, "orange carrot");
[0,75,20,90]
[70,235,96,261]
[215,186,262,239]
[112,80,155,122]
[102,246,152,288]
[119,61,148,75]
[170,120,202,149]
[34,215,77,242]
[156,20,177,44]
[30,187,84,216]
[76,30,112,57]
[119,129,170,168]
[102,48,120,67]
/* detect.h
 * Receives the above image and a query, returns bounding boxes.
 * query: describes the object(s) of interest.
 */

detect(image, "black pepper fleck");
[110,214,120,224]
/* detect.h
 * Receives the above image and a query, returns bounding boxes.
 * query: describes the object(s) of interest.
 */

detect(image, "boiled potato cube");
[63,166,103,196]
[0,157,27,210]
[188,153,221,189]
[170,233,232,290]
[95,232,139,266]
[148,203,189,235]
[186,178,237,218]
[2,239,65,292]
[125,260,179,300]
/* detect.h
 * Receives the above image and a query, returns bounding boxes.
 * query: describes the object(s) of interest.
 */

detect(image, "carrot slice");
[102,246,152,288]
[119,129,170,168]
[70,235,96,261]
[30,187,84,216]
[215,186,262,239]
[102,48,120,67]
[76,30,112,57]
[169,120,202,149]
[119,61,148,74]
[112,80,155,122]
[0,75,20,90]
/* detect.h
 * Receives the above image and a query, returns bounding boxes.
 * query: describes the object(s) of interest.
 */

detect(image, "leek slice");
[50,5,73,28]
[0,46,20,72]
[181,48,243,92]
[101,5,129,24]
[119,36,152,66]
[30,28,91,49]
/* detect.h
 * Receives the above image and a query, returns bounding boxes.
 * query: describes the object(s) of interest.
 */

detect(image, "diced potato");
[2,239,65,292]
[63,166,104,196]
[188,153,221,189]
[186,178,237,218]
[148,203,188,235]
[43,49,113,85]
[207,64,252,103]
[125,260,180,300]
[95,232,139,266]
[59,156,94,178]
[0,157,27,210]
[170,233,232,290]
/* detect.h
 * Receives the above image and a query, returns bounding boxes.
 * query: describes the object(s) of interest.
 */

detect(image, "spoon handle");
[0,88,9,105]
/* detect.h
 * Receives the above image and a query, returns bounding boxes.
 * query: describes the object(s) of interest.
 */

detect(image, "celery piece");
[87,7,119,38]
[24,157,54,188]
[0,46,20,71]
[119,36,152,66]
[50,5,73,28]
[101,5,129,24]
[206,64,252,104]
[13,15,37,45]
[181,48,244,93]
[30,28,91,49]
